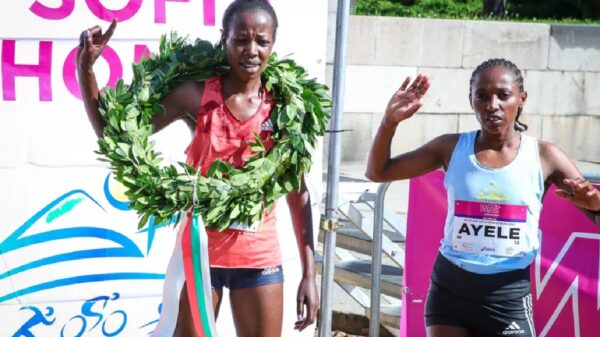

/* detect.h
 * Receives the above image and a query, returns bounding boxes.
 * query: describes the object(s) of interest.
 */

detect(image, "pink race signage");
[402,171,600,337]
[29,0,215,25]
[1,0,220,104]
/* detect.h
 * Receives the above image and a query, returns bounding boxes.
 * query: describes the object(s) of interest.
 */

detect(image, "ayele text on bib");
[452,200,528,257]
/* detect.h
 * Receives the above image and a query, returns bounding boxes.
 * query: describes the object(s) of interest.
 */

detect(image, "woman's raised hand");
[555,177,600,213]
[77,19,117,70]
[384,73,430,126]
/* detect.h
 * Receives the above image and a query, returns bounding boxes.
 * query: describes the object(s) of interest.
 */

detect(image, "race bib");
[451,200,528,257]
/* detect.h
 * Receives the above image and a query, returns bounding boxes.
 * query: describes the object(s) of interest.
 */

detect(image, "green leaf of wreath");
[97,33,331,230]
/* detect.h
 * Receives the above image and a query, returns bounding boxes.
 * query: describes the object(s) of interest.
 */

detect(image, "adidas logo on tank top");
[503,321,525,335]
[261,119,274,131]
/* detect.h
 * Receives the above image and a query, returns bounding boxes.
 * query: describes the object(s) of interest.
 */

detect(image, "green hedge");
[510,0,600,20]
[355,0,483,19]
[355,0,600,22]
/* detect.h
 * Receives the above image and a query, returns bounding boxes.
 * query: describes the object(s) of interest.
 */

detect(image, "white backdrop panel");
[0,1,328,336]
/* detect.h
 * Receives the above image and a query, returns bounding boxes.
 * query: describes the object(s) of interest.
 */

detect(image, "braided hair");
[222,0,279,38]
[469,58,528,132]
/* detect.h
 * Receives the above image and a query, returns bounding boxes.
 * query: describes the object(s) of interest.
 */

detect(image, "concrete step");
[359,192,408,239]
[316,255,403,299]
[337,202,405,268]
[365,304,401,329]
[318,225,405,256]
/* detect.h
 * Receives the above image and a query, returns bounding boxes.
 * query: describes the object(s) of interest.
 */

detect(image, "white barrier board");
[0,1,327,336]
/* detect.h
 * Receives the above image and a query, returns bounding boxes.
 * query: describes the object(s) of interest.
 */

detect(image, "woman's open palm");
[385,74,430,125]
[555,177,600,212]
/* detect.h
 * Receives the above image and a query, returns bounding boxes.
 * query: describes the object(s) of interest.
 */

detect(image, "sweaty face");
[222,10,275,81]
[470,66,526,134]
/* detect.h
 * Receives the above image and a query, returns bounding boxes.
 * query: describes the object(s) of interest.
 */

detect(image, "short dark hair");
[222,0,279,38]
[469,58,528,132]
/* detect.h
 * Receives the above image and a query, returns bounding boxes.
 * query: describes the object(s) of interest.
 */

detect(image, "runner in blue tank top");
[366,59,600,337]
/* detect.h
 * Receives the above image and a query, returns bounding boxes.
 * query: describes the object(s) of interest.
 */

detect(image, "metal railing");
[369,182,391,337]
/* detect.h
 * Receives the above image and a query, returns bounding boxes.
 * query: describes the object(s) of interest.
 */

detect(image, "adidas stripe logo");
[502,321,525,335]
[261,119,274,131]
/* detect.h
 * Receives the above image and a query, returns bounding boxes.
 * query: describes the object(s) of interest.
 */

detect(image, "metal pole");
[319,0,350,336]
[369,182,390,337]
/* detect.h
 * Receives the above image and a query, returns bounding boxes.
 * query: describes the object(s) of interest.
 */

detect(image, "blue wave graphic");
[103,172,177,254]
[103,174,130,211]
[0,189,162,303]
[0,273,164,303]
[0,190,105,254]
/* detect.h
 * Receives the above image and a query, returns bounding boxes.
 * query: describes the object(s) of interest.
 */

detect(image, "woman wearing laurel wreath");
[76,1,321,337]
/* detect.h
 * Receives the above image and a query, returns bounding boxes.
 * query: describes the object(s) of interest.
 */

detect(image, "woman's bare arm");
[77,20,202,137]
[540,140,600,225]
[152,81,204,133]
[286,176,318,331]
[77,20,117,137]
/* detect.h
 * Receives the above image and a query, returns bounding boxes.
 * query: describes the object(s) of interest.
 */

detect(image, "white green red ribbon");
[182,214,217,337]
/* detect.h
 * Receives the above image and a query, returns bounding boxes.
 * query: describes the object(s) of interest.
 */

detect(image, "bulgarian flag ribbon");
[182,213,218,337]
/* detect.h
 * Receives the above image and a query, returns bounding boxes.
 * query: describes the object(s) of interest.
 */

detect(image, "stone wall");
[326,4,600,169]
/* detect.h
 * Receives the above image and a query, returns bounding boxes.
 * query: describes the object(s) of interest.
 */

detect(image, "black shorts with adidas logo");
[425,253,536,337]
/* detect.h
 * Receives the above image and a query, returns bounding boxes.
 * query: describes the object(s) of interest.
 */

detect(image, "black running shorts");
[425,254,537,337]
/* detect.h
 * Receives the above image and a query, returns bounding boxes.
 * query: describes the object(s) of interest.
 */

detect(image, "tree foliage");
[355,0,600,20]
[355,0,483,18]
[510,0,600,20]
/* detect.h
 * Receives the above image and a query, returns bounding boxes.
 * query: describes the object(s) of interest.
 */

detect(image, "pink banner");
[401,171,600,337]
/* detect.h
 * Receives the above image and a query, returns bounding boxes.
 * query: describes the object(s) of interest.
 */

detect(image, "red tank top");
[185,77,281,268]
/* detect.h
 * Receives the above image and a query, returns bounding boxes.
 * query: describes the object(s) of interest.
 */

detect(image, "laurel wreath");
[96,33,331,231]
